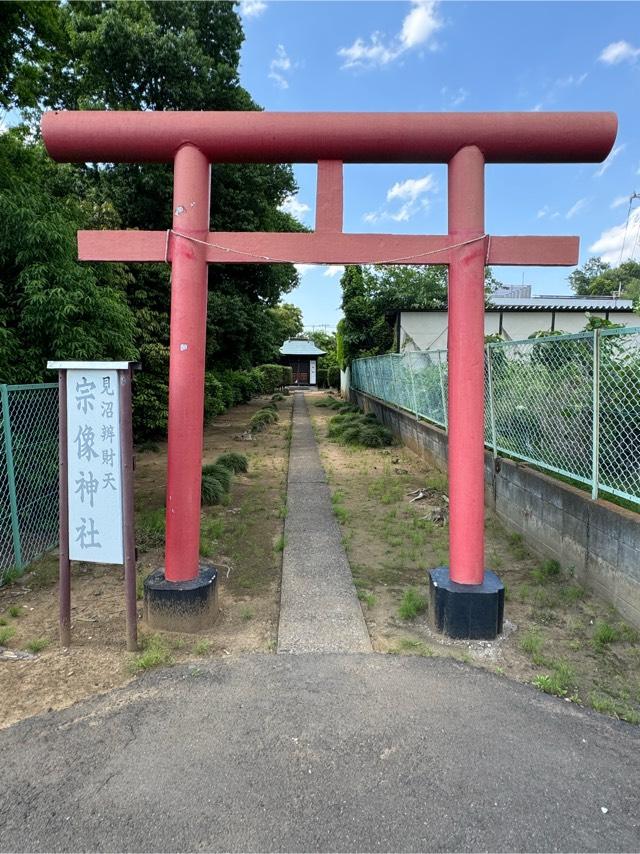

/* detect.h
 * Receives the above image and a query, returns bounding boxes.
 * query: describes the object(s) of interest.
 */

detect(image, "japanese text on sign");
[67,369,124,563]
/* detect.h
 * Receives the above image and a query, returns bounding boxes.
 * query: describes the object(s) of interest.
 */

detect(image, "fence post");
[437,350,448,431]
[407,352,419,419]
[486,344,498,459]
[0,385,23,571]
[591,329,600,501]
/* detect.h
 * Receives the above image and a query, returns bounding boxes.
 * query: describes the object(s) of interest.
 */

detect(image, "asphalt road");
[1,653,638,852]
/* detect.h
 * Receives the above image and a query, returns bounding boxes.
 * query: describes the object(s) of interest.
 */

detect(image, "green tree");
[0,129,137,383]
[569,257,640,301]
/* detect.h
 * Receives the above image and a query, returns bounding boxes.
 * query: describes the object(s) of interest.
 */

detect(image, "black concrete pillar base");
[429,566,504,640]
[143,565,219,633]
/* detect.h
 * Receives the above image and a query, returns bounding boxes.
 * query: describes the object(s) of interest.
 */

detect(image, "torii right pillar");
[429,145,503,639]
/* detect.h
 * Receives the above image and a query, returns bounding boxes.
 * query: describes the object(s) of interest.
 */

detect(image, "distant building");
[390,296,638,352]
[279,337,326,386]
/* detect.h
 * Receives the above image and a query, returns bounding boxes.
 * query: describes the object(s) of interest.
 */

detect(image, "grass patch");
[588,692,640,724]
[395,637,434,656]
[200,516,224,558]
[274,534,287,552]
[137,508,166,551]
[25,638,48,654]
[249,408,279,433]
[194,639,213,656]
[507,532,528,560]
[202,463,232,493]
[240,606,254,621]
[519,628,546,664]
[533,661,575,698]
[592,620,620,652]
[0,625,16,645]
[398,588,428,620]
[129,635,173,673]
[8,605,23,618]
[358,590,376,608]
[531,559,562,584]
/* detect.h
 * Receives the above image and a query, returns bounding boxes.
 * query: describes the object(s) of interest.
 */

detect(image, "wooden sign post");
[47,361,137,651]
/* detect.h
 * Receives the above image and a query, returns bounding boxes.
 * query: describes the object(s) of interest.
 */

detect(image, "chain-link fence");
[0,384,59,584]
[351,326,640,506]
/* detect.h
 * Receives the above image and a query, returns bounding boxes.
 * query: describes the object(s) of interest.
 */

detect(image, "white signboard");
[66,369,124,564]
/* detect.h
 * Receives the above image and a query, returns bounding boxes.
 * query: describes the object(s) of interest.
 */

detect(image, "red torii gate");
[42,111,617,636]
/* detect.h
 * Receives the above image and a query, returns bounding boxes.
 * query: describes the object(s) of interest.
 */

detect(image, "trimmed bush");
[201,475,226,506]
[327,411,393,448]
[202,463,232,492]
[216,452,248,473]
[281,365,293,386]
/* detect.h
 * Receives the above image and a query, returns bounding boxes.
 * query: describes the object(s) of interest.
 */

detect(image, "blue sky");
[238,0,640,329]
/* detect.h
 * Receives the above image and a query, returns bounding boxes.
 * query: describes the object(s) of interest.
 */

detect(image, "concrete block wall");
[352,389,640,628]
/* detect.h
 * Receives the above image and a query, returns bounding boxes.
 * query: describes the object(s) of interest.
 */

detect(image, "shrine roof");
[280,338,326,356]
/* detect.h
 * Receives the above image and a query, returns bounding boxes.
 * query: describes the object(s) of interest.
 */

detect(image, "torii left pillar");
[142,145,219,631]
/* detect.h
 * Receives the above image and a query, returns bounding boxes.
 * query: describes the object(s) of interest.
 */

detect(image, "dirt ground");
[0,394,292,729]
[310,393,640,725]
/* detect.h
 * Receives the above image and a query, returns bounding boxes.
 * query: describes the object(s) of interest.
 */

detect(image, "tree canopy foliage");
[2,1,305,434]
[569,256,640,304]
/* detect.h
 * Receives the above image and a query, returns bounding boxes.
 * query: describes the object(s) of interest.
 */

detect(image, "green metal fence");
[351,326,640,506]
[0,383,59,584]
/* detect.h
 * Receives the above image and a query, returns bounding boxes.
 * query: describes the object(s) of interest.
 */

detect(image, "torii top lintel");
[41,110,617,268]
[42,110,616,164]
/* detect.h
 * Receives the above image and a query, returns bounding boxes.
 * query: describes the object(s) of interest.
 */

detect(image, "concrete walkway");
[277,392,371,654]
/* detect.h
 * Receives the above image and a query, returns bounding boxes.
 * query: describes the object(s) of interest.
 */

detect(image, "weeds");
[274,534,287,552]
[589,692,640,724]
[25,638,48,654]
[249,408,279,433]
[129,635,173,673]
[519,628,546,665]
[398,588,428,620]
[137,508,166,551]
[533,661,575,698]
[531,559,561,584]
[592,621,620,652]
[194,639,213,656]
[358,590,376,608]
[328,412,393,448]
[240,606,254,621]
[0,626,16,645]
[396,637,433,656]
[8,605,22,618]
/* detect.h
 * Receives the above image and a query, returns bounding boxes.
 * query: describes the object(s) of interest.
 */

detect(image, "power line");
[619,191,640,266]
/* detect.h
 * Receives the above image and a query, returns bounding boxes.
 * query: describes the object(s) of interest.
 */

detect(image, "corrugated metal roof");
[488,296,634,311]
[279,338,326,356]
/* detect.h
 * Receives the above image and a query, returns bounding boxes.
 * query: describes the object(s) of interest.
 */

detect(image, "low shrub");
[202,463,232,493]
[249,407,279,433]
[256,364,286,394]
[216,452,248,473]
[201,475,226,506]
[327,411,393,447]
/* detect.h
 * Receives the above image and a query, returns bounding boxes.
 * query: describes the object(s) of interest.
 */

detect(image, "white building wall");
[399,311,640,351]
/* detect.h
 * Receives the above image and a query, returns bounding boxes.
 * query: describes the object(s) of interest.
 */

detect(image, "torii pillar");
[42,111,617,638]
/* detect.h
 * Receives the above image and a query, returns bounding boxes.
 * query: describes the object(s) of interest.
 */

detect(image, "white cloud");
[280,194,310,220]
[530,103,543,112]
[589,208,640,264]
[269,44,292,89]
[536,205,561,220]
[323,266,345,278]
[441,86,468,108]
[555,72,588,87]
[294,264,313,277]
[598,40,640,65]
[611,195,629,210]
[387,174,436,202]
[338,0,442,70]
[594,143,626,177]
[365,173,437,223]
[566,198,589,219]
[239,0,267,18]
